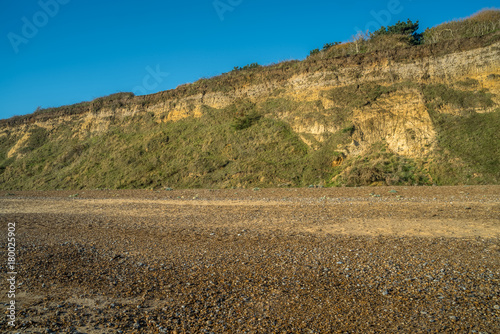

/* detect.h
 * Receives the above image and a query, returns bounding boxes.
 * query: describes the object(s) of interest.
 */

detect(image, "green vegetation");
[233,63,262,72]
[341,125,355,135]
[370,19,423,45]
[2,76,499,189]
[301,130,353,185]
[309,48,320,56]
[231,111,262,130]
[0,92,135,126]
[423,9,500,44]
[308,19,422,58]
[322,83,397,109]
[423,84,494,110]
[429,109,500,185]
[322,42,342,51]
[0,101,309,189]
[229,100,262,130]
[307,10,500,60]
[419,83,499,184]
[19,126,48,153]
[332,143,432,187]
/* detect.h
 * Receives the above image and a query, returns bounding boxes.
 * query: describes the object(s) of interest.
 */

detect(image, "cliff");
[1,13,499,190]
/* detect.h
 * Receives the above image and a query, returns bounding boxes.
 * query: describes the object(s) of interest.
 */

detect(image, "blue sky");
[0,0,498,119]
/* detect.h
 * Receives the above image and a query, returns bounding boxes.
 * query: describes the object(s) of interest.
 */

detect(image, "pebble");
[4,187,499,333]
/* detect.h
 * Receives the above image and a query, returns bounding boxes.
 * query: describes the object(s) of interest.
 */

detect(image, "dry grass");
[423,9,500,44]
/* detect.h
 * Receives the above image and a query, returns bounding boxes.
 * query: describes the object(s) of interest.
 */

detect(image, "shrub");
[322,83,397,109]
[334,143,431,186]
[231,111,262,130]
[233,63,262,71]
[370,19,423,45]
[366,33,415,52]
[322,42,341,51]
[341,125,355,134]
[310,19,423,59]
[309,48,320,56]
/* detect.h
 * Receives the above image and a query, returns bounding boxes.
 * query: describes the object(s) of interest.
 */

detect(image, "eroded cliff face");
[1,41,499,189]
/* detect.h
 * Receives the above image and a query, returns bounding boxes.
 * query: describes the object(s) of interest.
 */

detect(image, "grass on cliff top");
[423,9,500,44]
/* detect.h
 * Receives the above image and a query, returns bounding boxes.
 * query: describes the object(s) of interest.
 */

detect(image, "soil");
[1,186,499,333]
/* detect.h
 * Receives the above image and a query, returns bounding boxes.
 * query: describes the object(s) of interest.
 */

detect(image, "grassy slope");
[2,81,498,190]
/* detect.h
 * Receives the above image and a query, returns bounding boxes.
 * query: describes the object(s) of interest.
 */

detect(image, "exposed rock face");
[155,43,498,159]
[351,90,436,157]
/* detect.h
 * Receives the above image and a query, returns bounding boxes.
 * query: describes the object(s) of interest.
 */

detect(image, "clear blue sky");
[0,0,498,119]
